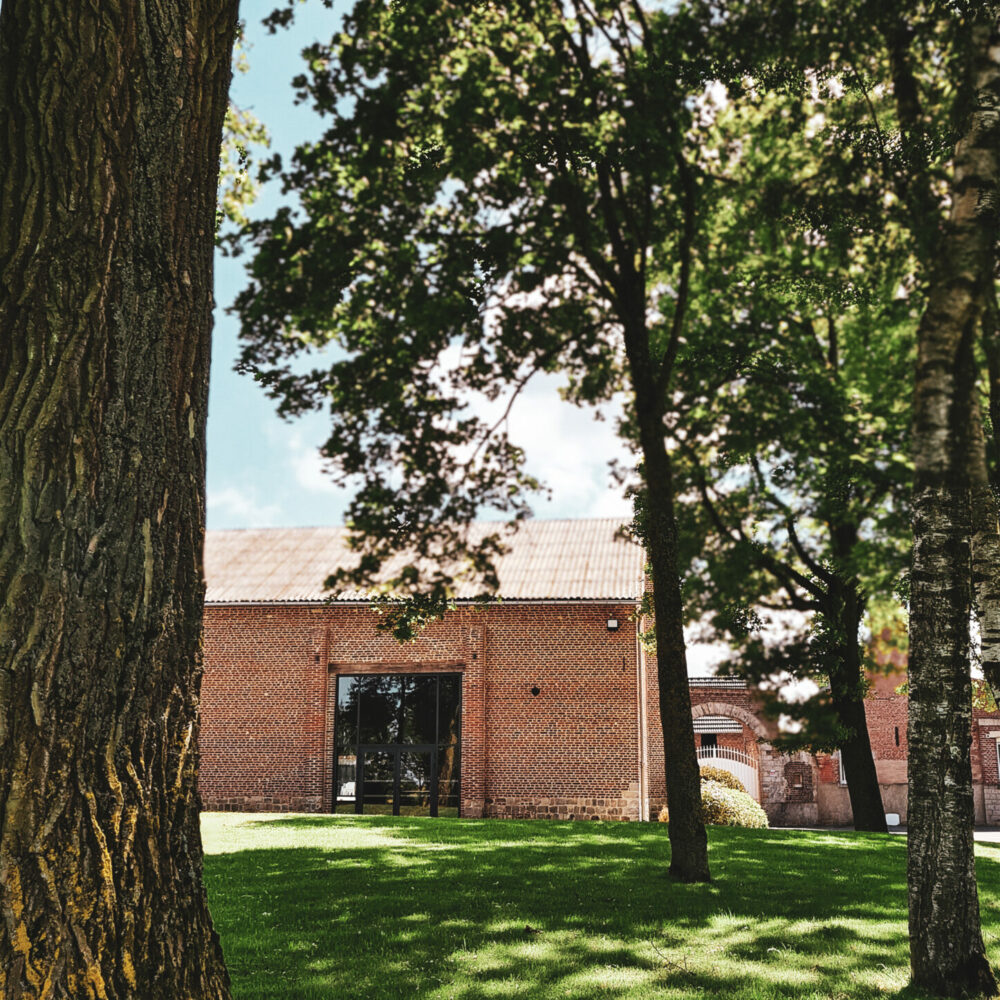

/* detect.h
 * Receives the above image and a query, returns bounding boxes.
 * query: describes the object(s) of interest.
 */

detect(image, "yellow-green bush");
[698,765,747,793]
[700,780,769,828]
[657,780,769,829]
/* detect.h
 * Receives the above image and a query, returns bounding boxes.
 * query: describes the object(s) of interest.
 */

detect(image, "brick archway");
[691,700,768,742]
[691,700,769,803]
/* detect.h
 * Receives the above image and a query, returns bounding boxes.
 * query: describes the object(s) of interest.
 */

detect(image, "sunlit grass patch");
[201,813,1000,1000]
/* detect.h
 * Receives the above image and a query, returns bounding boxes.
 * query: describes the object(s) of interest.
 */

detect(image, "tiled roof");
[205,518,645,604]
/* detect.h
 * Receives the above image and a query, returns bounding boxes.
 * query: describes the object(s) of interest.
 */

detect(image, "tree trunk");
[827,587,887,833]
[648,449,710,882]
[969,394,1000,702]
[822,525,887,832]
[907,11,1000,995]
[909,373,993,993]
[624,319,710,883]
[974,292,1000,706]
[982,294,1000,487]
[0,3,238,997]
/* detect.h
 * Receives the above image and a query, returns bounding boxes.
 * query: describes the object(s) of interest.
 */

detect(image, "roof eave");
[204,596,642,608]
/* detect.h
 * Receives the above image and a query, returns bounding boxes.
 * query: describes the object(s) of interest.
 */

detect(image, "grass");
[201,813,1000,1000]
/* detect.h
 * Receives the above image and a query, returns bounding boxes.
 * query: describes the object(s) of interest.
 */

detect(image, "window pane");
[401,675,437,745]
[336,676,359,750]
[399,751,432,816]
[358,675,404,744]
[438,743,460,815]
[361,751,395,814]
[335,754,357,807]
[439,675,461,746]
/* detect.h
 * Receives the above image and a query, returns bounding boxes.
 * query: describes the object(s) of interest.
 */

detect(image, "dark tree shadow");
[203,815,1000,1000]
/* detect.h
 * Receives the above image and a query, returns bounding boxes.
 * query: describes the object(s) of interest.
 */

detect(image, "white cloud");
[251,367,633,525]
[489,373,634,521]
[207,486,282,528]
[291,439,339,495]
[684,634,735,675]
[276,425,350,499]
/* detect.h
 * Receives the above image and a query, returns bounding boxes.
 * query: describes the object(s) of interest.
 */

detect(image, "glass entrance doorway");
[359,746,434,816]
[334,674,461,817]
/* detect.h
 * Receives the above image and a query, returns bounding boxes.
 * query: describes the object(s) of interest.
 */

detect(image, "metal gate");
[697,746,760,801]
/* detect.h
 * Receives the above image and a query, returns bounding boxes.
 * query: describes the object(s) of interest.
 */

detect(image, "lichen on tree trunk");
[907,10,1000,996]
[0,2,238,996]
[970,396,1000,704]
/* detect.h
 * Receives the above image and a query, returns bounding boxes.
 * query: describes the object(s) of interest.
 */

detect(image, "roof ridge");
[206,515,632,534]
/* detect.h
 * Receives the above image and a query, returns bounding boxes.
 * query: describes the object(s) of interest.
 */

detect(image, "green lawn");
[201,813,1000,1000]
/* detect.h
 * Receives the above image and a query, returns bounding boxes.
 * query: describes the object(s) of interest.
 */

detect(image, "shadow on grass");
[203,816,991,1000]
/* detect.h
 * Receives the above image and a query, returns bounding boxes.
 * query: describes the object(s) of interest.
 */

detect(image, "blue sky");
[206,1,633,530]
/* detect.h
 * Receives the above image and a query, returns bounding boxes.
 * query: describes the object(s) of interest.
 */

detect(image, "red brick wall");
[481,604,639,819]
[816,752,838,784]
[973,707,1000,787]
[199,606,329,811]
[200,601,641,819]
[864,669,909,766]
[977,720,1000,787]
[200,604,1000,825]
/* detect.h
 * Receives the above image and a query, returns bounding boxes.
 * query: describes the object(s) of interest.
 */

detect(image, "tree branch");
[678,439,827,606]
[655,150,697,395]
[748,453,837,588]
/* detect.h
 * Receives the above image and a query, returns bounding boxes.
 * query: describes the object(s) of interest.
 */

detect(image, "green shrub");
[700,780,769,828]
[699,765,747,793]
[657,780,769,829]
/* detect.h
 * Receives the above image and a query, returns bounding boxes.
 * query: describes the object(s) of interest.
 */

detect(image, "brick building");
[199,518,1000,825]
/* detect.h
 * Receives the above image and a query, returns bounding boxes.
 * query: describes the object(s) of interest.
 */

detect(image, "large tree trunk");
[971,283,1000,701]
[624,320,710,883]
[0,2,238,997]
[907,11,1000,996]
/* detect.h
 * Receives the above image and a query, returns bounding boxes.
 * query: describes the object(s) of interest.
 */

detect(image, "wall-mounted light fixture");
[607,618,619,632]
[530,685,540,697]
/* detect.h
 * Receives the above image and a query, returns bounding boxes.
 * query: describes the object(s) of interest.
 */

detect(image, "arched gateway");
[691,701,768,802]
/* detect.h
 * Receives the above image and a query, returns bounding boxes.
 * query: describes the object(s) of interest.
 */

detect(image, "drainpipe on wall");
[635,605,649,821]
[319,624,332,813]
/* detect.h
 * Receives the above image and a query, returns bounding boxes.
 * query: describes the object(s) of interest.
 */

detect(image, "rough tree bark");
[907,10,1000,996]
[970,396,1000,701]
[0,2,238,997]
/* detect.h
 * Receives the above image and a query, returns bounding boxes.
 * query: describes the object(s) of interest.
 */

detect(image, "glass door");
[398,749,434,817]
[359,750,395,814]
[358,745,438,816]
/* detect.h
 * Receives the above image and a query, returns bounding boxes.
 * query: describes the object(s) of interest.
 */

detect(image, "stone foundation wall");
[485,782,640,821]
[204,795,323,813]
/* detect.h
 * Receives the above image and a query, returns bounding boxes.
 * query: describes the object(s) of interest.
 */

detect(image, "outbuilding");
[200,518,652,820]
[198,518,1000,825]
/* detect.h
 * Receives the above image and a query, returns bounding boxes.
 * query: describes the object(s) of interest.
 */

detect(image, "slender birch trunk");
[970,396,1000,701]
[0,2,238,995]
[907,10,1000,995]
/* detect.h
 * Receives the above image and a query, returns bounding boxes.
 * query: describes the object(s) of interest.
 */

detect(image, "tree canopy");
[237,0,1000,921]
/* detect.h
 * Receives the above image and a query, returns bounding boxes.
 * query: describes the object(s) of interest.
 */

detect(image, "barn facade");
[198,518,1000,825]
